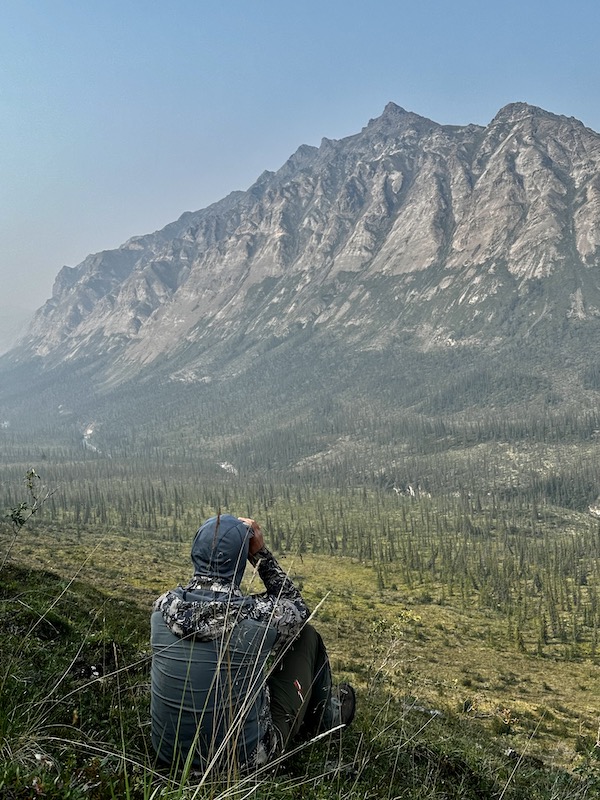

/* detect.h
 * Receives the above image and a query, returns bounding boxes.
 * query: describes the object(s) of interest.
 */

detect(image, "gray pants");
[267,624,333,747]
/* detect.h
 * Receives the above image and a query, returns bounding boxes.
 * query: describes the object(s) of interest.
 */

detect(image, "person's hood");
[190,514,251,587]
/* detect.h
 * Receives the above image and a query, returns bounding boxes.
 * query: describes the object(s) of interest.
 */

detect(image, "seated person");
[150,513,355,772]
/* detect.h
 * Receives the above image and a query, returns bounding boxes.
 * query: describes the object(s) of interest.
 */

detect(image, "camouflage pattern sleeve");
[248,547,310,641]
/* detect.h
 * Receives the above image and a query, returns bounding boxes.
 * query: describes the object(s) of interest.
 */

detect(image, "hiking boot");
[330,683,356,727]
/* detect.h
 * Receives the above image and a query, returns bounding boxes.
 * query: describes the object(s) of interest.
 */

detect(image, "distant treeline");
[2,453,600,662]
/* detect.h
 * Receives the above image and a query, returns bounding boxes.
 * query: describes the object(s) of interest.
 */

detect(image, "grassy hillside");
[2,468,600,798]
[2,320,600,797]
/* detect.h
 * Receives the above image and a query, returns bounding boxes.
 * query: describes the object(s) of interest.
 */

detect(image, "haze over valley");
[2,101,600,499]
[3,99,600,799]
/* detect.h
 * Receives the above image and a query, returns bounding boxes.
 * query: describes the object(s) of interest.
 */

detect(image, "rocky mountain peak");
[8,102,600,378]
[491,101,546,123]
[363,101,438,137]
[488,102,589,134]
[274,143,320,180]
[380,100,408,118]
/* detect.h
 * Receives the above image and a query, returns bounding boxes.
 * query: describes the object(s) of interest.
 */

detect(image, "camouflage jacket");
[154,546,309,648]
[152,547,309,768]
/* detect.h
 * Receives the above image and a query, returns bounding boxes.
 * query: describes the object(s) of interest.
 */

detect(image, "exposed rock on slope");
[13,102,600,375]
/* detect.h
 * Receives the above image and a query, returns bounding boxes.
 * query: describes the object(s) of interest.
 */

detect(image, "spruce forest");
[2,317,600,799]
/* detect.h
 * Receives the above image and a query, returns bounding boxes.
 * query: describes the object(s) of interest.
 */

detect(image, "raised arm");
[240,518,310,639]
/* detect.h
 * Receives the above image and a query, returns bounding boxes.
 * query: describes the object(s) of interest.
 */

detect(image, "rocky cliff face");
[13,102,600,376]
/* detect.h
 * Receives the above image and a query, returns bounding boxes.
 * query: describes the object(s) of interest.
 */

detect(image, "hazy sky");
[2,0,600,310]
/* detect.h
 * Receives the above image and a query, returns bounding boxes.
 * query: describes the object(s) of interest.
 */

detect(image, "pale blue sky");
[2,0,599,309]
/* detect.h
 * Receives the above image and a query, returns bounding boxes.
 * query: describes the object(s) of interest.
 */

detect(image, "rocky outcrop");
[12,102,600,373]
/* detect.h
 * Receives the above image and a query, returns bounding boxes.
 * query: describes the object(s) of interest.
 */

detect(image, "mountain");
[2,102,600,482]
[10,102,600,371]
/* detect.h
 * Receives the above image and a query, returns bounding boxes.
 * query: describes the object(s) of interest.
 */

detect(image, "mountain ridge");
[3,101,600,415]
